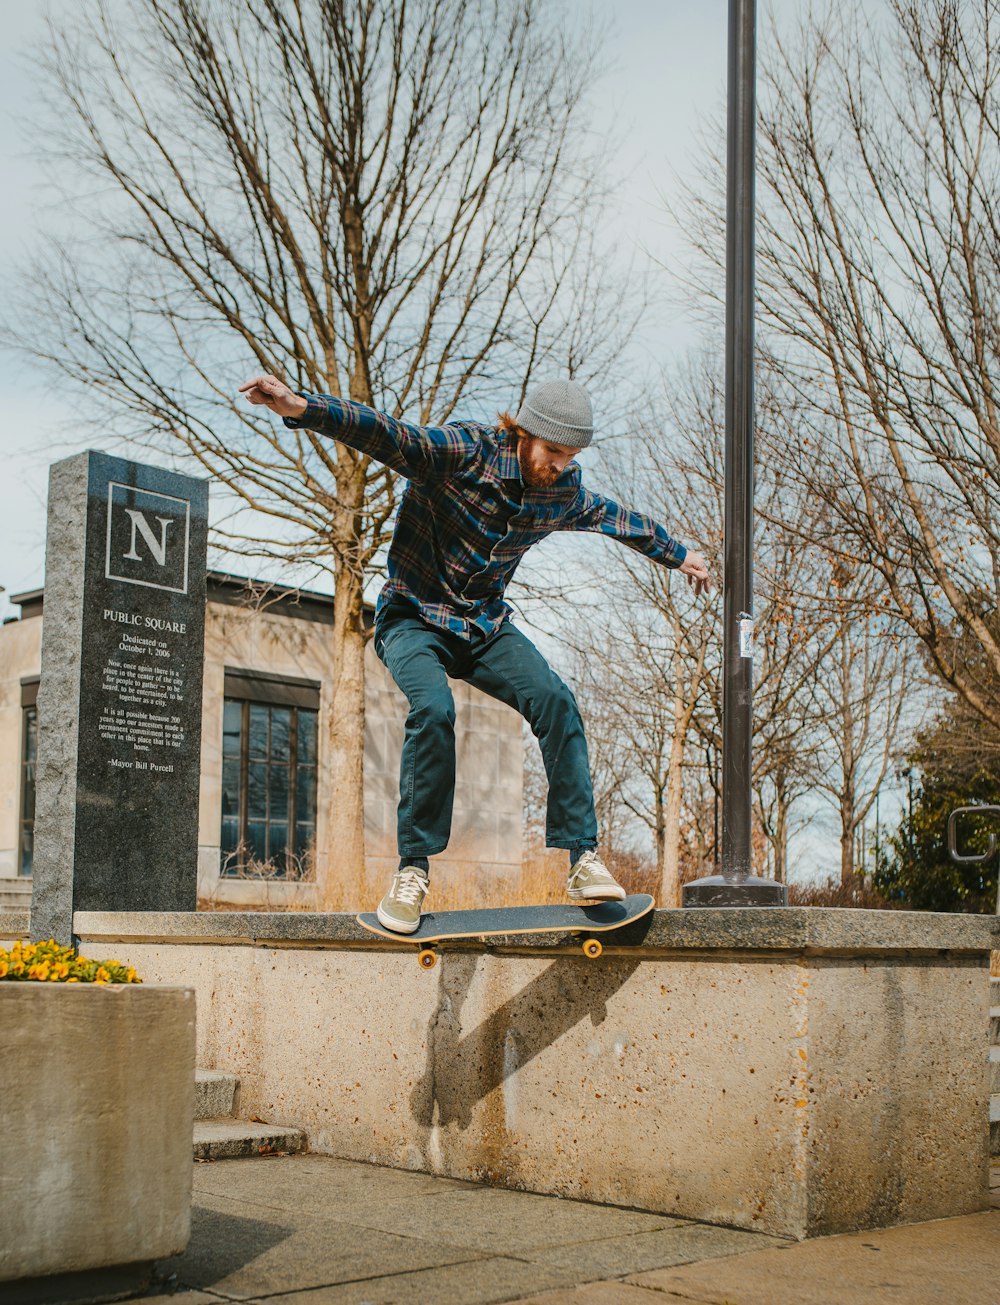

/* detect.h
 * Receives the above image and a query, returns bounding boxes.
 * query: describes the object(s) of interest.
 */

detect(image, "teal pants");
[374,606,598,858]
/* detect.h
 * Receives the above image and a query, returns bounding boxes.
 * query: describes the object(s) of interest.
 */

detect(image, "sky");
[0,0,803,616]
[0,0,872,879]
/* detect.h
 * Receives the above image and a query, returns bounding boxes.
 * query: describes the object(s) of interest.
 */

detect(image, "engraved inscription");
[97,625,187,770]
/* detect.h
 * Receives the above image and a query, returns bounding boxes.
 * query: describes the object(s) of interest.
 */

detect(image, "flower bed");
[0,938,139,984]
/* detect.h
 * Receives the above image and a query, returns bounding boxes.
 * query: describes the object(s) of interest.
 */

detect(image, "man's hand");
[238,374,309,420]
[679,550,711,597]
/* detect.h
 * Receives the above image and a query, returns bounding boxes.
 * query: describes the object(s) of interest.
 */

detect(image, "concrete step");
[992,1047,1000,1096]
[193,1118,306,1161]
[195,1068,239,1120]
[991,1008,1000,1044]
[992,978,1000,1005]
[992,1097,1000,1157]
[0,879,32,911]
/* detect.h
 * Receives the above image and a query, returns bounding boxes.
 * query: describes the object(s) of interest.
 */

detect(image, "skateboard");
[356,893,654,968]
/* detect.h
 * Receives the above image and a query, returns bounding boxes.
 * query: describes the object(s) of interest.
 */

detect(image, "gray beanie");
[515,380,593,449]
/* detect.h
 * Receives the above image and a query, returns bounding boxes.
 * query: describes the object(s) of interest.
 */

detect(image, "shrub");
[787,877,899,909]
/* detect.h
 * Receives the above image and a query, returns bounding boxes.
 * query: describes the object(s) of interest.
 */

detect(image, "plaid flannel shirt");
[284,393,687,640]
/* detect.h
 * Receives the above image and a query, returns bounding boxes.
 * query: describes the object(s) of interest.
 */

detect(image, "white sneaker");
[567,850,627,902]
[376,867,429,934]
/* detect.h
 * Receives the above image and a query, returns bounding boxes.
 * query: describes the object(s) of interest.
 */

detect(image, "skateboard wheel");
[418,948,438,970]
[582,938,603,959]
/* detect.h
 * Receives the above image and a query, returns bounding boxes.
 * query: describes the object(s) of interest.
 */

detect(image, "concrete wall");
[0,616,40,878]
[68,906,999,1241]
[0,601,523,906]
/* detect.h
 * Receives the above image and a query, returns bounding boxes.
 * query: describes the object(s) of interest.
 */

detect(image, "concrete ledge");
[72,908,995,1241]
[0,909,29,940]
[72,907,1000,954]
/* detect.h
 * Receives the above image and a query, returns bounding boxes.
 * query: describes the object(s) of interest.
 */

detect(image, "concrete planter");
[0,983,195,1291]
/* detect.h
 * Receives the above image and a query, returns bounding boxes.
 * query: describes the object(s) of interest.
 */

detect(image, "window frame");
[220,669,320,880]
[18,678,39,878]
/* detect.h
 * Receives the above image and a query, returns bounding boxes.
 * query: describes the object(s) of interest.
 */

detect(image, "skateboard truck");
[420,934,602,968]
[417,934,605,965]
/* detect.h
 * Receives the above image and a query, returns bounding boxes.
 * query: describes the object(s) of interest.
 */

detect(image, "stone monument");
[30,452,209,943]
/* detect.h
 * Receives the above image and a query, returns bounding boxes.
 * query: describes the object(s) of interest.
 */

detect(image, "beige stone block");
[196,845,221,896]
[456,730,500,788]
[363,714,392,780]
[99,947,797,1233]
[363,800,398,858]
[205,877,318,910]
[0,615,41,867]
[449,807,500,864]
[497,732,524,797]
[804,956,990,1233]
[411,953,812,1232]
[364,762,400,808]
[364,801,399,860]
[496,811,523,860]
[462,699,504,736]
[0,983,195,1281]
[88,919,995,1243]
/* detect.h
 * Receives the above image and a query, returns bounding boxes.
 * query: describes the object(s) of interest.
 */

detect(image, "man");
[239,375,711,932]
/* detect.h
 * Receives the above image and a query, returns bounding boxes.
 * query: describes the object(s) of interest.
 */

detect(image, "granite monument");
[30,452,208,942]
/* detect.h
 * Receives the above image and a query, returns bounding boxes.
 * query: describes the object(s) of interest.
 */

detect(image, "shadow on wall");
[410,947,647,1134]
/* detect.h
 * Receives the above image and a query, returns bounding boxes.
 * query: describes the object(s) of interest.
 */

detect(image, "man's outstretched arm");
[238,374,476,482]
[561,487,712,596]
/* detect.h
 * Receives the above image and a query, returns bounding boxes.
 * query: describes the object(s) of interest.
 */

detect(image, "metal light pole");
[683,0,786,907]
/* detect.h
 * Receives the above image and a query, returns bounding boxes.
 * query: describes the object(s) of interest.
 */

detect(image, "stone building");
[0,573,523,911]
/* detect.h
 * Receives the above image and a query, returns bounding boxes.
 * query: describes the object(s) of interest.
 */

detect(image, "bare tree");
[567,662,644,862]
[662,364,847,888]
[7,0,631,902]
[683,0,1000,731]
[556,359,832,899]
[570,586,712,906]
[807,557,911,885]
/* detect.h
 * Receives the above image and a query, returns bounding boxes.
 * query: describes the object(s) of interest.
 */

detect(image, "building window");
[220,670,319,879]
[19,704,37,877]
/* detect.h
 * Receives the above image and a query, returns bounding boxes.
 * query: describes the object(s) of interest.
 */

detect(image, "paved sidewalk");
[142,1154,780,1303]
[132,1155,1000,1305]
[518,1209,1000,1305]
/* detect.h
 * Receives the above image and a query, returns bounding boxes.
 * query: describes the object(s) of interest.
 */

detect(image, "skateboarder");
[239,375,711,933]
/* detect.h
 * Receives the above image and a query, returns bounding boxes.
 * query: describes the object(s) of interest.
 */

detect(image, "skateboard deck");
[356,893,654,967]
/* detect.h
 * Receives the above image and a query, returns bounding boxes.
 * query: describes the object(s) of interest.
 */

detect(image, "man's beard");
[519,447,560,488]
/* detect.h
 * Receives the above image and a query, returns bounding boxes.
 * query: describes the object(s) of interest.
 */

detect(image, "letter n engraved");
[122,511,173,566]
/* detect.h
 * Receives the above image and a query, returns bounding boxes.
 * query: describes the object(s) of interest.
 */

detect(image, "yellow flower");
[11,961,25,976]
[0,961,8,978]
[94,967,111,984]
[66,976,79,983]
[52,962,70,979]
[22,944,36,961]
[28,962,50,981]
[126,968,138,983]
